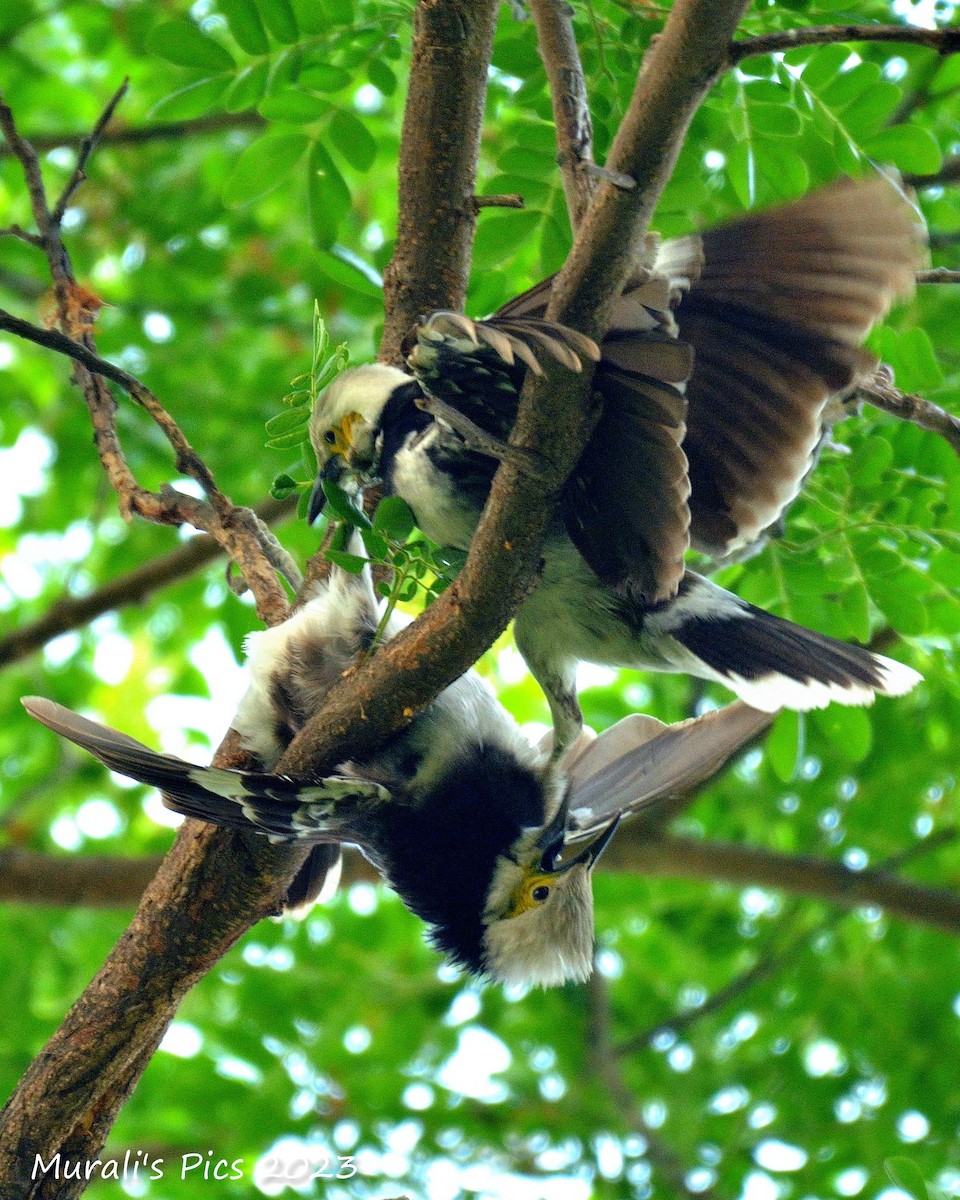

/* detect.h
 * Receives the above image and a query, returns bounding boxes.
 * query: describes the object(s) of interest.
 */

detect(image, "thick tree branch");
[0,850,163,907]
[380,0,501,364]
[530,0,596,228]
[603,832,960,937]
[730,24,960,64]
[0,496,294,669]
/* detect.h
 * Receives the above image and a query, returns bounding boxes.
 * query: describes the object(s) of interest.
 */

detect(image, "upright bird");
[24,564,770,986]
[308,177,924,747]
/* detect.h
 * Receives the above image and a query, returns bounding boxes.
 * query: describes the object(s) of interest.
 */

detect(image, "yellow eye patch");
[506,872,553,920]
[324,411,365,458]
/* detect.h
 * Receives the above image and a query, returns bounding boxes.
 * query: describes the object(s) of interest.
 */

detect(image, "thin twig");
[472,193,524,210]
[730,24,960,63]
[530,0,597,228]
[0,111,266,159]
[52,78,129,223]
[586,973,721,1200]
[855,365,960,458]
[0,223,42,246]
[0,496,295,669]
[917,267,960,283]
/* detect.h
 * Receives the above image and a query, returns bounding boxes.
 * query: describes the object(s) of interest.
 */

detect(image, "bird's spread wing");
[660,175,924,557]
[408,307,600,439]
[562,702,774,837]
[22,697,392,843]
[495,270,694,603]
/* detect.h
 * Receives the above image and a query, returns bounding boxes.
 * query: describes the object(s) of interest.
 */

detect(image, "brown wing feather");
[662,175,924,556]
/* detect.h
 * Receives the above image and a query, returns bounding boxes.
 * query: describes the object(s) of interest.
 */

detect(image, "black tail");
[657,578,921,713]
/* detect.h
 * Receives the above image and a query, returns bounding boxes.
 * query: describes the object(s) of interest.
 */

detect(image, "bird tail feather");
[655,581,921,713]
[21,696,389,841]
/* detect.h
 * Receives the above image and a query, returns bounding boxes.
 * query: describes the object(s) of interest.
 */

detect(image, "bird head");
[479,800,620,988]
[307,363,410,522]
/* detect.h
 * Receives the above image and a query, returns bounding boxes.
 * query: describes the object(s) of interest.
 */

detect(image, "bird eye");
[532,885,550,903]
[323,429,337,445]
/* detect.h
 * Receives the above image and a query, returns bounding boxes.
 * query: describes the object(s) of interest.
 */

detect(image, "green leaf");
[314,251,382,298]
[767,709,803,783]
[748,103,803,137]
[851,435,894,490]
[321,479,372,528]
[360,528,390,561]
[257,0,299,43]
[329,110,378,172]
[862,125,942,175]
[150,77,230,121]
[265,409,308,435]
[373,496,416,541]
[726,140,755,208]
[887,327,945,393]
[259,90,329,122]
[473,209,545,269]
[324,549,368,574]
[821,62,882,110]
[147,19,235,71]
[223,132,309,206]
[756,147,809,199]
[798,44,850,91]
[368,57,397,96]
[265,430,309,449]
[219,0,269,55]
[225,60,270,111]
[270,473,299,499]
[840,581,871,643]
[872,576,928,636]
[300,63,353,92]
[812,706,872,762]
[306,140,351,249]
[885,1157,931,1200]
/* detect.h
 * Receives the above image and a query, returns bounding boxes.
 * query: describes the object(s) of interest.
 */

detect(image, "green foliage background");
[1,0,959,1196]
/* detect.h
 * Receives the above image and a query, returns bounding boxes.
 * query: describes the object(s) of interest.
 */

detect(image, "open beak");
[538,809,620,875]
[307,457,348,525]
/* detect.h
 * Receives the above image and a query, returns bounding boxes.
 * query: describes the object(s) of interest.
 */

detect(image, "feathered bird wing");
[465,176,923,601]
[560,701,773,838]
[660,175,924,558]
[21,697,392,845]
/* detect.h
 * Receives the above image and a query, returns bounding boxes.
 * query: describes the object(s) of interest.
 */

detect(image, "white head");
[478,806,619,988]
[308,363,410,473]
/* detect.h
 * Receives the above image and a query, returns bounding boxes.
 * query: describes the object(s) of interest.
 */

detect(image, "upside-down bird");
[24,565,770,986]
[309,177,924,748]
